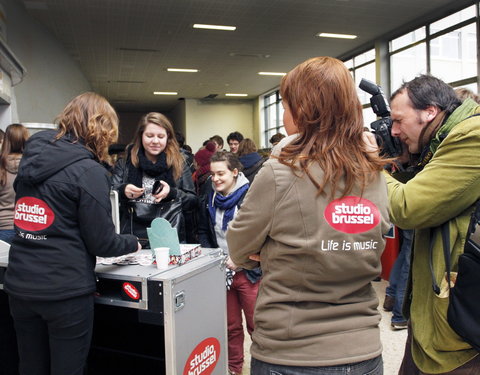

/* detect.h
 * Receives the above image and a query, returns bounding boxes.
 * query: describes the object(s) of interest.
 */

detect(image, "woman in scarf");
[112,112,196,245]
[197,151,260,375]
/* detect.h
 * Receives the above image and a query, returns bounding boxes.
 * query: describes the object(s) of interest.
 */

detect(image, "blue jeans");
[251,356,383,375]
[385,229,413,323]
[0,229,15,244]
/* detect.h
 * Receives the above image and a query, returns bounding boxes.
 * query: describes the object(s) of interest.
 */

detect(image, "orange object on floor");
[380,226,400,281]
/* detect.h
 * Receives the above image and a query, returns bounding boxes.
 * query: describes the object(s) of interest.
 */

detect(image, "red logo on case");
[122,282,140,300]
[324,196,380,234]
[14,197,55,231]
[183,337,220,375]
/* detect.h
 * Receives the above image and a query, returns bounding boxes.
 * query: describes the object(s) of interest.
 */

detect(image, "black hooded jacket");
[4,130,138,301]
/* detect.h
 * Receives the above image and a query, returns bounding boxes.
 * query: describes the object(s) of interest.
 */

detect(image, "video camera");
[359,78,402,157]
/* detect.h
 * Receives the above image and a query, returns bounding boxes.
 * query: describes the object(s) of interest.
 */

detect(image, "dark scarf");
[126,147,176,187]
[208,183,249,231]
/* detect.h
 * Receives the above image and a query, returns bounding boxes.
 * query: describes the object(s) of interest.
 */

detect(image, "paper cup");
[154,247,170,270]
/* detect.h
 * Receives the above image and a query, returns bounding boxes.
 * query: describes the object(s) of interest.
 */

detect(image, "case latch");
[174,290,185,311]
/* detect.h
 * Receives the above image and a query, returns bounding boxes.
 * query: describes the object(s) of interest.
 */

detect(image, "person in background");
[209,135,224,152]
[4,92,140,375]
[383,228,413,330]
[269,132,285,147]
[380,142,414,330]
[0,124,29,244]
[112,112,196,245]
[192,141,216,196]
[0,123,28,375]
[227,56,391,375]
[175,131,196,242]
[227,131,244,153]
[0,128,5,150]
[454,87,480,104]
[175,131,194,174]
[237,138,266,184]
[197,151,260,375]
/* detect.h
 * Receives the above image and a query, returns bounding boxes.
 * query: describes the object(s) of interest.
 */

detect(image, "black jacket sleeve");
[111,157,129,201]
[196,182,217,248]
[79,164,137,257]
[174,161,197,211]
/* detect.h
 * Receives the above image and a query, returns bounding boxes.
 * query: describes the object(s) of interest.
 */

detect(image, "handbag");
[429,202,480,352]
[122,197,186,247]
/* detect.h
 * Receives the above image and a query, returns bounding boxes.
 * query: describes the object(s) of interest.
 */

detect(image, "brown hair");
[269,132,285,146]
[210,151,243,172]
[455,87,480,104]
[209,135,224,149]
[237,138,257,157]
[56,92,118,164]
[279,56,389,198]
[0,123,29,185]
[129,112,184,180]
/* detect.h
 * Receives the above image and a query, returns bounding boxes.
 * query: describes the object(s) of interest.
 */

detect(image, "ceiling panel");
[21,0,475,111]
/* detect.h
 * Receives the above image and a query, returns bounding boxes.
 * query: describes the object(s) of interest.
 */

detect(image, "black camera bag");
[429,202,480,352]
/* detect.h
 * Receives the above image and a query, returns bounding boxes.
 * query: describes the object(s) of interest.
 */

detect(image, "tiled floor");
[240,279,407,375]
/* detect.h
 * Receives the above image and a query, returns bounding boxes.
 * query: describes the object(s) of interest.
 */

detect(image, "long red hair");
[279,56,389,198]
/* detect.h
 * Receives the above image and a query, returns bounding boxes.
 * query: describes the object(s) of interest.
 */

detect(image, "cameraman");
[377,75,480,374]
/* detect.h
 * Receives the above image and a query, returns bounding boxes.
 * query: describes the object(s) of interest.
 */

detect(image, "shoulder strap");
[429,200,480,294]
[429,222,451,295]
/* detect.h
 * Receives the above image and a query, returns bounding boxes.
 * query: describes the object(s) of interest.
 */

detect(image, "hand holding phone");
[152,180,164,195]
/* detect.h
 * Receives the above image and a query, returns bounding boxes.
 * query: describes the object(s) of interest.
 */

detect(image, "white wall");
[3,0,91,124]
[185,99,254,152]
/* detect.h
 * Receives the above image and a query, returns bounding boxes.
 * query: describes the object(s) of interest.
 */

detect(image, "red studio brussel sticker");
[122,282,140,300]
[324,196,380,234]
[14,197,55,231]
[183,337,220,375]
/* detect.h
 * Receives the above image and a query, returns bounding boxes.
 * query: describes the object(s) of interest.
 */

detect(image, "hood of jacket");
[239,152,262,169]
[430,98,479,154]
[15,130,94,185]
[230,172,249,194]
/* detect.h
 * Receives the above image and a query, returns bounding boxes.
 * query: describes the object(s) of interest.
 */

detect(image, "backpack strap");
[429,222,452,295]
[429,200,480,294]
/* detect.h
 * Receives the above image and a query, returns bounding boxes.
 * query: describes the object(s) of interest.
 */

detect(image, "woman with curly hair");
[4,92,140,375]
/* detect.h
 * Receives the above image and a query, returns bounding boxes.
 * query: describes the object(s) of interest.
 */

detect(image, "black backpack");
[430,201,480,352]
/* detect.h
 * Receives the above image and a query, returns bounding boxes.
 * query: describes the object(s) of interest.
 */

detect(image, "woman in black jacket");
[112,112,196,245]
[4,92,140,375]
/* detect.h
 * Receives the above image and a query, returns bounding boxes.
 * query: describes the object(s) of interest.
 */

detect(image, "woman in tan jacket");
[227,57,392,375]
[0,123,29,244]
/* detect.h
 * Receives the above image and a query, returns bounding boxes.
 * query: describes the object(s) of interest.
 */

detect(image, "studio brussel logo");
[324,196,380,234]
[14,197,55,231]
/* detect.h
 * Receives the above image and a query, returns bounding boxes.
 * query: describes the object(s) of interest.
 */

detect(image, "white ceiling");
[21,0,474,112]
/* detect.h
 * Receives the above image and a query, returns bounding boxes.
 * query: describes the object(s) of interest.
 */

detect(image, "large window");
[390,5,478,93]
[260,90,285,148]
[259,3,479,143]
[346,49,379,128]
[390,42,427,91]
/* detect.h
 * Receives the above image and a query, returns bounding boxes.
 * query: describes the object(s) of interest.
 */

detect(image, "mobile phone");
[152,180,163,195]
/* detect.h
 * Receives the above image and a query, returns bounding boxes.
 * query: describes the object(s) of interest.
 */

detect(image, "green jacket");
[386,98,480,373]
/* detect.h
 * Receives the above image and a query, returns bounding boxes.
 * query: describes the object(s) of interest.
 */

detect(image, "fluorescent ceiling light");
[258,72,287,76]
[193,24,236,31]
[167,68,199,73]
[317,32,357,39]
[153,91,178,95]
[225,93,248,97]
